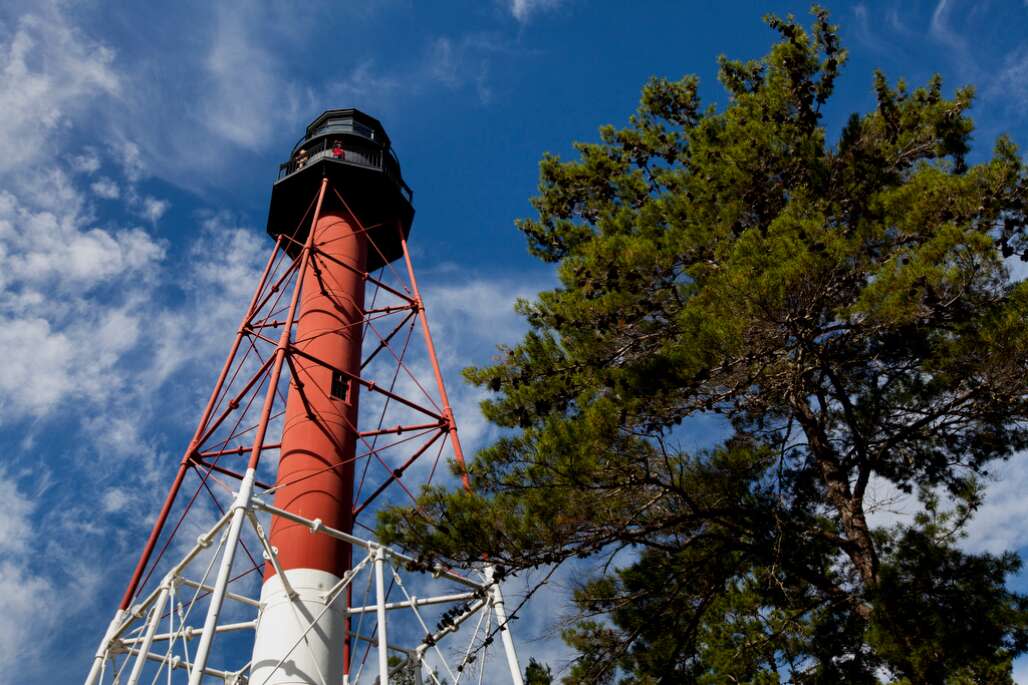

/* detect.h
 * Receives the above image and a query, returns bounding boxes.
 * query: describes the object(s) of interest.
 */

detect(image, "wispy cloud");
[506,0,565,24]
[90,177,120,199]
[963,454,1028,555]
[928,0,968,54]
[986,46,1028,112]
[198,1,303,149]
[850,3,890,55]
[0,171,165,422]
[426,35,502,104]
[0,472,103,674]
[0,7,119,174]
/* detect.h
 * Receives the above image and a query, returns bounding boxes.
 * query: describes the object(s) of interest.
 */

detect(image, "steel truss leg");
[375,546,391,685]
[125,583,171,685]
[487,565,525,685]
[84,609,128,685]
[116,235,285,615]
[187,467,257,685]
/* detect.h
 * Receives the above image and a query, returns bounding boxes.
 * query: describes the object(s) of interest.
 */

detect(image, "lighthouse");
[252,110,418,684]
[83,109,522,685]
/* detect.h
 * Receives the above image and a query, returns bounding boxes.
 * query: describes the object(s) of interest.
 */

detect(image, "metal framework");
[83,177,524,685]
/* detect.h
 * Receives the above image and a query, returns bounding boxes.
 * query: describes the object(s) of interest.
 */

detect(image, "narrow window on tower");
[331,370,348,402]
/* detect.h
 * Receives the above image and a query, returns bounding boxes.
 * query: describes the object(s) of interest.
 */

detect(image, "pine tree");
[380,7,1028,682]
[525,658,554,685]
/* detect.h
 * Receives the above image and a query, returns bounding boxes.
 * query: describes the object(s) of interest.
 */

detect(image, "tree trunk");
[791,396,879,588]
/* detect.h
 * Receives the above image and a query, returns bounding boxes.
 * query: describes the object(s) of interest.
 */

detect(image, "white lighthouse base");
[250,568,347,685]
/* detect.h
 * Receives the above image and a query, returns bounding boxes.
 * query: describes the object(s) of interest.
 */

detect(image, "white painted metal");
[487,566,525,685]
[187,467,257,685]
[250,568,347,685]
[375,546,391,685]
[126,583,170,685]
[85,609,127,685]
[85,491,527,685]
[347,591,478,615]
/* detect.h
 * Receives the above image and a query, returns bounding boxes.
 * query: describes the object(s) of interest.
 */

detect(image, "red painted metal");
[399,228,472,491]
[265,206,367,580]
[244,178,329,475]
[117,236,285,611]
[111,161,477,679]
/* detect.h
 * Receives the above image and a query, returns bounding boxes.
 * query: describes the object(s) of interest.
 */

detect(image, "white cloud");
[0,298,152,420]
[0,182,164,295]
[429,37,461,88]
[423,34,523,105]
[140,195,169,223]
[0,477,34,555]
[141,215,269,410]
[0,475,61,669]
[0,560,59,669]
[988,46,1028,112]
[1006,255,1028,285]
[198,2,301,149]
[865,453,1028,561]
[885,7,908,34]
[864,475,917,531]
[0,173,165,422]
[112,140,146,183]
[928,0,967,54]
[0,316,80,416]
[0,7,119,174]
[71,148,101,174]
[507,0,564,23]
[90,177,120,199]
[0,12,166,423]
[403,274,544,473]
[101,487,132,513]
[849,4,896,56]
[962,455,1028,555]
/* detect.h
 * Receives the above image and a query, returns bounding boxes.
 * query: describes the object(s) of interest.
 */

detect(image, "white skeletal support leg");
[375,545,391,685]
[125,583,171,685]
[188,467,257,685]
[486,566,524,685]
[84,609,128,685]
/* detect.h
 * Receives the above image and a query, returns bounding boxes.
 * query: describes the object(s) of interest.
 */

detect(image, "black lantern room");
[266,109,414,271]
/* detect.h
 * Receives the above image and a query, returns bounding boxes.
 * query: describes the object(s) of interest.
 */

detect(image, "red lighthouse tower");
[83,110,524,685]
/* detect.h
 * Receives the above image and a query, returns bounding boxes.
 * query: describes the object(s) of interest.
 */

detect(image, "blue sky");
[2,1,1028,682]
